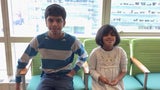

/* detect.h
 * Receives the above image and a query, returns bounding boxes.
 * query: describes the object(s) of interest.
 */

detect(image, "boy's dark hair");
[45,4,66,20]
[95,24,120,47]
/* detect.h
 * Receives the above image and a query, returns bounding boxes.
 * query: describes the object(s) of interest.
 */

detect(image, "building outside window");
[110,0,160,33]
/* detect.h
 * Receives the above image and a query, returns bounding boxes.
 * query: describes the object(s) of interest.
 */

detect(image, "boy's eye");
[48,18,63,23]
[48,19,54,22]
[56,18,63,23]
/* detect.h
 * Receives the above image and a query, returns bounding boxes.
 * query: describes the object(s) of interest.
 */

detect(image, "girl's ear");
[99,41,103,46]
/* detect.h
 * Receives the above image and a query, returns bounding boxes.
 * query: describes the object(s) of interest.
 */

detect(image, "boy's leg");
[36,77,55,90]
[37,74,74,90]
[55,75,74,90]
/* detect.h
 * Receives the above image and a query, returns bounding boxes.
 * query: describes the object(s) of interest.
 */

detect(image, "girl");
[89,24,128,90]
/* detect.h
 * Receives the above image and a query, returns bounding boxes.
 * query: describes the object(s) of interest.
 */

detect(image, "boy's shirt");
[16,32,88,83]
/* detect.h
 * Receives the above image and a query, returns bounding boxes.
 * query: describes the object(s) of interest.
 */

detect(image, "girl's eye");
[105,33,116,36]
[111,33,116,36]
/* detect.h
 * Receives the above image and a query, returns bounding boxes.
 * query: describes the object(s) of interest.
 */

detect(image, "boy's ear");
[45,19,47,27]
[63,20,66,27]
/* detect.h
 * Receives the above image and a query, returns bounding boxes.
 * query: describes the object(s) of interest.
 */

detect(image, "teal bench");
[131,38,160,90]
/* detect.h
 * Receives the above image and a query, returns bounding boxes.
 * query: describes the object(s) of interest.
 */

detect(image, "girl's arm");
[110,47,128,86]
[89,49,101,82]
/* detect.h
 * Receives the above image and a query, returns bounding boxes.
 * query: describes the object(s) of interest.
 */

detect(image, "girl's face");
[102,31,116,51]
[46,16,65,35]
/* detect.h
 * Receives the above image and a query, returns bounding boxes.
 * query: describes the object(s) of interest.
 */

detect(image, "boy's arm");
[72,40,88,73]
[15,37,38,83]
[15,59,28,90]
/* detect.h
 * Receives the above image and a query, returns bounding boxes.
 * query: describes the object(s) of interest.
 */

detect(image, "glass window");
[0,1,3,37]
[110,0,160,32]
[0,1,6,78]
[8,0,102,37]
[0,43,7,78]
[11,43,29,75]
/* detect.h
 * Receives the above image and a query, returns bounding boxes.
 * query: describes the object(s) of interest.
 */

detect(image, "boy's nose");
[51,21,59,26]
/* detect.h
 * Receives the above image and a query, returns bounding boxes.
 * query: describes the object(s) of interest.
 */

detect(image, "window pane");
[9,0,102,37]
[11,43,29,75]
[0,43,7,78]
[0,1,4,37]
[110,0,160,32]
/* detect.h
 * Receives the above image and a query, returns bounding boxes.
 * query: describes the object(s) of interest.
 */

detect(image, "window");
[110,0,160,34]
[4,0,102,78]
[11,43,29,75]
[0,43,7,78]
[9,0,102,37]
[0,1,7,78]
[0,1,3,37]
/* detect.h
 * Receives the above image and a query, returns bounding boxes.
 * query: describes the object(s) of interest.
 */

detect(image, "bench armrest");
[82,61,89,90]
[130,57,150,73]
[82,61,89,74]
[130,57,150,90]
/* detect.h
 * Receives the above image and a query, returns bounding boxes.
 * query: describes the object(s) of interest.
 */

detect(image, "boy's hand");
[66,70,76,77]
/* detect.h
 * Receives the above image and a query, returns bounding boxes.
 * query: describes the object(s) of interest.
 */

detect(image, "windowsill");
[119,32,160,38]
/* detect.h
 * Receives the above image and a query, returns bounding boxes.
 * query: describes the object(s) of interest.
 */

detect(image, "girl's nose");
[107,34,112,37]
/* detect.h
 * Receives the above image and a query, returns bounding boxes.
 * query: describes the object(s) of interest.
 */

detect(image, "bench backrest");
[131,38,160,75]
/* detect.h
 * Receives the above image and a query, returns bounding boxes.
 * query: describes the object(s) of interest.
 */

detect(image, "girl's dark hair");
[95,24,120,47]
[45,4,66,20]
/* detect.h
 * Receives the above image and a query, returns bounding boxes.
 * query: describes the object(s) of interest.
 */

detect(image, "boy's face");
[46,16,65,34]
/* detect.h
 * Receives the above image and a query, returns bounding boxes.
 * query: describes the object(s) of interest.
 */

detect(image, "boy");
[16,4,88,90]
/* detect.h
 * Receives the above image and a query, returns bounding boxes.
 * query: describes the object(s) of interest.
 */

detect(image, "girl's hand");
[98,76,110,85]
[110,79,119,86]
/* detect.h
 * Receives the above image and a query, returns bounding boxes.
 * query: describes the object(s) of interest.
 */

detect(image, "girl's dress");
[89,46,128,90]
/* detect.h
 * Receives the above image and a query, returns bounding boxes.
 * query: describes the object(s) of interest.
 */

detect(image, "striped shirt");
[16,32,88,83]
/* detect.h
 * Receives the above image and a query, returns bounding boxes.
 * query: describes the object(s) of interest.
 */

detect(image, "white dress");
[89,46,128,90]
